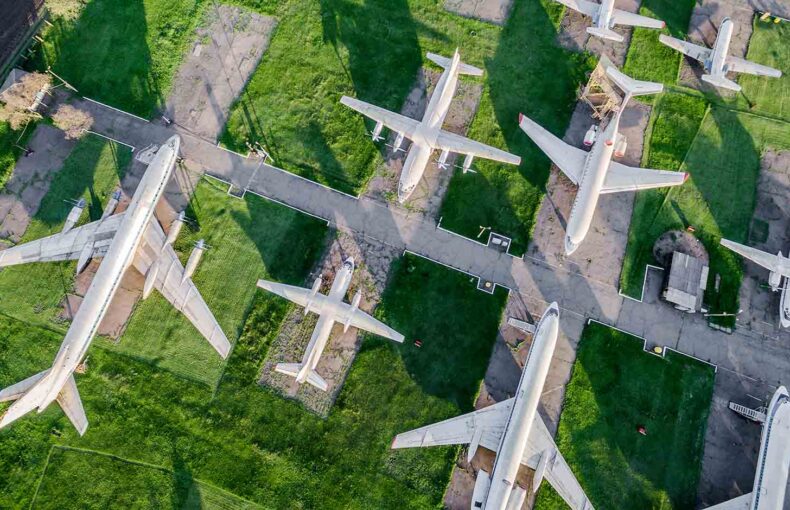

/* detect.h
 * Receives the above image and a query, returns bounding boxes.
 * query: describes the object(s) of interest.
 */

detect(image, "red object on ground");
[414,339,423,348]
[637,425,647,436]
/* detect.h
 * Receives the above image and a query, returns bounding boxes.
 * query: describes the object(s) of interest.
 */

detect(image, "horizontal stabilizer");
[701,73,741,92]
[606,66,663,97]
[305,370,329,392]
[426,52,483,76]
[586,26,624,42]
[611,9,665,29]
[274,363,302,378]
[0,370,49,402]
[56,375,88,436]
[703,493,752,510]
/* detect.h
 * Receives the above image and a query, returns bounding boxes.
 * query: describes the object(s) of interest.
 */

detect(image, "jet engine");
[583,125,598,147]
[614,133,628,158]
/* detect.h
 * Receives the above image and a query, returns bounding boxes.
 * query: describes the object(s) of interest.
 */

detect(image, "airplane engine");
[614,133,628,158]
[343,290,362,332]
[304,276,323,315]
[583,125,598,147]
[372,121,384,142]
[62,198,87,234]
[471,470,492,509]
[393,132,406,152]
[462,154,474,173]
[182,239,207,283]
[769,269,782,291]
[101,190,122,220]
[438,149,450,170]
[165,211,187,246]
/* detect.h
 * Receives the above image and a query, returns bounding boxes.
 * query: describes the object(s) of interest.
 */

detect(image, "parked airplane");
[340,50,521,203]
[555,0,664,42]
[659,17,782,92]
[391,303,593,510]
[720,238,790,327]
[257,258,403,391]
[518,65,687,255]
[710,387,790,509]
[0,135,230,436]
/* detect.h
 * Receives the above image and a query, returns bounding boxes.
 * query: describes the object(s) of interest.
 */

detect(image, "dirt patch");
[362,67,483,221]
[557,0,642,67]
[164,4,277,141]
[258,230,401,417]
[444,0,514,24]
[736,149,790,335]
[0,125,75,242]
[652,230,709,267]
[527,100,652,288]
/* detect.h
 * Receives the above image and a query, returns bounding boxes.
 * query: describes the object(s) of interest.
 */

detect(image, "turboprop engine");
[342,290,362,332]
[183,239,207,283]
[62,198,87,234]
[101,189,122,220]
[304,276,323,315]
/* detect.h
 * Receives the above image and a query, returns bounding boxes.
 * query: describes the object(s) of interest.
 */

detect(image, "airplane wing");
[611,9,665,29]
[392,398,513,451]
[56,374,88,436]
[256,279,327,311]
[0,213,125,268]
[522,415,594,510]
[726,56,782,78]
[554,0,599,17]
[518,113,587,184]
[344,307,404,342]
[720,239,782,272]
[434,130,521,165]
[659,35,711,63]
[703,494,752,510]
[600,161,686,194]
[132,219,231,359]
[340,96,420,140]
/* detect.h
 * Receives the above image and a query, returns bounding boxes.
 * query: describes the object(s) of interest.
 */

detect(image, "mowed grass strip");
[0,121,36,188]
[622,0,696,86]
[1,254,506,508]
[0,134,131,327]
[621,93,790,326]
[31,447,265,509]
[739,20,790,121]
[32,0,206,118]
[533,322,715,510]
[101,177,328,387]
[439,0,593,255]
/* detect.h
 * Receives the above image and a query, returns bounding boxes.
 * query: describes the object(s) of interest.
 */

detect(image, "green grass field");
[101,177,328,387]
[739,20,790,121]
[0,121,35,189]
[534,322,715,510]
[32,0,206,118]
[622,0,696,86]
[0,225,506,510]
[0,134,131,327]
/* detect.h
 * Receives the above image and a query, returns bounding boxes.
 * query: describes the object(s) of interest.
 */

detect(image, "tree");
[0,72,51,130]
[52,104,93,139]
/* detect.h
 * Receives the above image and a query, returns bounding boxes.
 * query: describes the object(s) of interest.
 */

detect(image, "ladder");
[728,402,767,423]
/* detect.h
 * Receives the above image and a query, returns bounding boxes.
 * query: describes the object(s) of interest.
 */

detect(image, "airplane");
[720,238,790,328]
[709,386,790,509]
[391,303,594,510]
[518,65,687,255]
[256,257,404,391]
[554,0,665,42]
[659,17,782,92]
[0,135,231,436]
[340,49,521,203]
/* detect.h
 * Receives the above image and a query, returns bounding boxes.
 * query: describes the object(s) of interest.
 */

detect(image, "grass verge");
[739,19,790,121]
[533,322,715,509]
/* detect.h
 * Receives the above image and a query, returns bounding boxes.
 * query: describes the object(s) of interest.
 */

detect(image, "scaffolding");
[578,55,624,121]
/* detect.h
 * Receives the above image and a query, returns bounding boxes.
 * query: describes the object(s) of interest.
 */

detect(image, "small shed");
[663,251,709,313]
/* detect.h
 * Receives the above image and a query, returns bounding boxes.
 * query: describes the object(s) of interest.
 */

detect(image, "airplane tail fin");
[701,73,742,92]
[274,363,329,391]
[426,52,483,76]
[605,66,664,98]
[586,26,625,42]
[0,371,88,436]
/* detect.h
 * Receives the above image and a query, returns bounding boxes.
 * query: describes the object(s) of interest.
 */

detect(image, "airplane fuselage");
[595,0,615,28]
[483,303,560,509]
[750,387,790,509]
[299,259,354,376]
[564,110,621,254]
[398,55,461,201]
[38,137,179,408]
[708,18,733,75]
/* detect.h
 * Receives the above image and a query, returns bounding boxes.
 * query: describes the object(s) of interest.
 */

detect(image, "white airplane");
[257,257,404,391]
[555,0,665,42]
[340,50,521,203]
[518,65,687,255]
[659,18,782,92]
[710,387,790,509]
[0,135,231,436]
[392,303,594,510]
[720,238,790,328]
